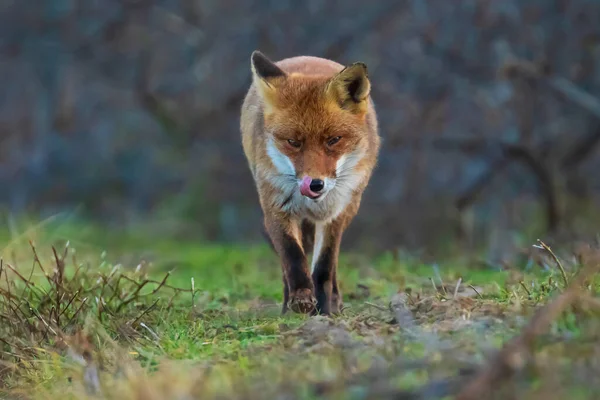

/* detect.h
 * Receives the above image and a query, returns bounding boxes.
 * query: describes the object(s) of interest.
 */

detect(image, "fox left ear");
[251,51,286,83]
[326,62,371,115]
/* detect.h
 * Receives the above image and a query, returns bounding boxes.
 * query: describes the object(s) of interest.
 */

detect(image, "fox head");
[250,50,372,203]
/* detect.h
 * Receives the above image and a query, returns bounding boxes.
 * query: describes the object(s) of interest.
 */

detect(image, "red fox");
[240,51,381,315]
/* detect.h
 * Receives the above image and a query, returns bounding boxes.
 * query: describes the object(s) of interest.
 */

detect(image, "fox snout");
[299,176,330,200]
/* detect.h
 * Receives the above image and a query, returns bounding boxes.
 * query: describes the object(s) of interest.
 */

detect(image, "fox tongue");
[300,176,319,198]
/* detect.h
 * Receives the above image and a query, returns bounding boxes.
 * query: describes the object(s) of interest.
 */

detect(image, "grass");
[1,217,600,399]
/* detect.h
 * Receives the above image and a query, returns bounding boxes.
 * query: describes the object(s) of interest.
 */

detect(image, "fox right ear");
[251,51,286,111]
[326,62,371,115]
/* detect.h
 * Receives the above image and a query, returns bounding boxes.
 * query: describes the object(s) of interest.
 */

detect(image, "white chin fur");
[280,173,362,222]
[263,141,367,222]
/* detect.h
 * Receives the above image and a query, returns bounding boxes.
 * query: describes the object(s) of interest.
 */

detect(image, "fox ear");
[251,51,286,83]
[326,62,371,115]
[251,51,286,110]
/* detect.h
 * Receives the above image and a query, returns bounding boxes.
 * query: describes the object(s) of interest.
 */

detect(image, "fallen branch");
[456,257,599,400]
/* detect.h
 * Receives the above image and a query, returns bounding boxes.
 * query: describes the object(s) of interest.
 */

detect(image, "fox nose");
[309,179,325,193]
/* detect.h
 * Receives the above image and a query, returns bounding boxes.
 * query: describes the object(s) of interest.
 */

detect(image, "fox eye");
[287,139,302,148]
[327,136,342,146]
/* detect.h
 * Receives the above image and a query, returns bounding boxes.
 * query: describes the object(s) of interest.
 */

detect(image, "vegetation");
[1,218,600,399]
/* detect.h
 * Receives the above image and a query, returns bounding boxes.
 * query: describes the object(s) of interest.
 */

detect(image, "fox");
[240,50,380,315]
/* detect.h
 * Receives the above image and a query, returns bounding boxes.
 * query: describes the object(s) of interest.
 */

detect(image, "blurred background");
[0,0,599,260]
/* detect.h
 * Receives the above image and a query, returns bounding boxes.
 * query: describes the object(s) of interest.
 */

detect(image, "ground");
[1,218,600,399]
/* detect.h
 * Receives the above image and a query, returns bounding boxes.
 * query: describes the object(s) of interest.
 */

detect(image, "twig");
[65,297,88,329]
[429,277,439,294]
[106,274,126,305]
[62,241,70,263]
[115,280,150,312]
[535,239,568,287]
[4,263,34,287]
[4,298,26,328]
[3,263,43,301]
[365,301,388,312]
[191,277,195,308]
[1,260,27,329]
[52,246,65,281]
[519,281,531,297]
[0,287,20,302]
[128,298,160,327]
[168,291,181,309]
[57,290,80,320]
[139,322,160,342]
[71,262,83,283]
[432,264,448,296]
[120,275,191,294]
[453,278,462,299]
[96,276,110,316]
[150,271,170,295]
[26,259,36,287]
[52,246,66,325]
[28,241,49,278]
[27,302,58,338]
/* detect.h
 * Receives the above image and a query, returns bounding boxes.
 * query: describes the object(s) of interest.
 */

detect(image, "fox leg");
[331,267,343,314]
[300,219,315,255]
[282,275,290,314]
[265,216,316,314]
[310,220,345,315]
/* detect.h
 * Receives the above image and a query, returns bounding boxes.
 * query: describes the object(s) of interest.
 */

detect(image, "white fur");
[266,138,296,176]
[311,222,325,273]
[262,145,367,223]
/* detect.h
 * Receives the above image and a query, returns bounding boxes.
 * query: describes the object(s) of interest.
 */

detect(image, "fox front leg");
[310,220,344,315]
[265,217,316,314]
[331,267,343,314]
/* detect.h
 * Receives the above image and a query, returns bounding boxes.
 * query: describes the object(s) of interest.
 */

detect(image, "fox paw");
[289,289,317,314]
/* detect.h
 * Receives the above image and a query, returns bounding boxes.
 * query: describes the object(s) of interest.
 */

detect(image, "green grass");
[1,217,600,399]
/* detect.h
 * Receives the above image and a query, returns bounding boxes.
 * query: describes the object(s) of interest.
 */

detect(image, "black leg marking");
[267,226,315,314]
[279,231,313,293]
[312,245,336,315]
[282,276,290,314]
